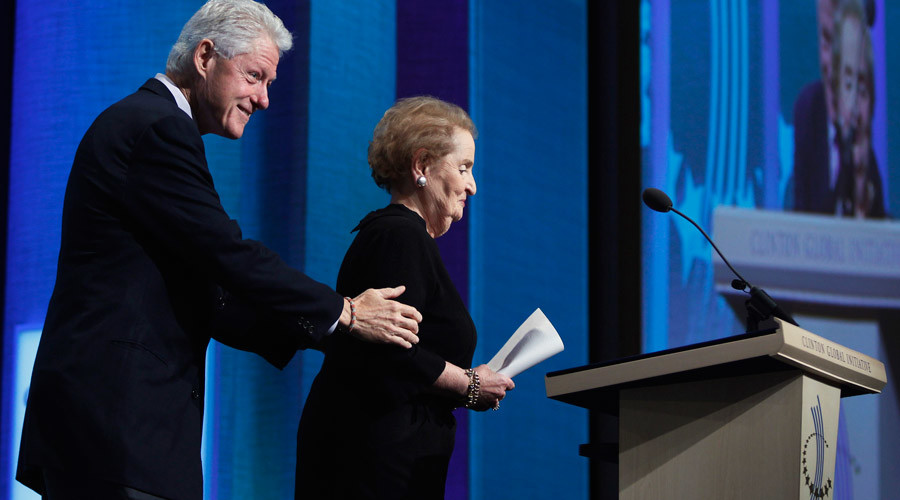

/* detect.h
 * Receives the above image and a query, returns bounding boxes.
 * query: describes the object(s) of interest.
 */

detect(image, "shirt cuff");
[327,317,339,335]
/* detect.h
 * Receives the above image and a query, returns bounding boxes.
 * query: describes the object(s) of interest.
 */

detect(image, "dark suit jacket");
[793,80,836,214]
[16,78,343,500]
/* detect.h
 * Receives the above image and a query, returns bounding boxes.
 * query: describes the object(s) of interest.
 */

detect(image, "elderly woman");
[295,96,514,499]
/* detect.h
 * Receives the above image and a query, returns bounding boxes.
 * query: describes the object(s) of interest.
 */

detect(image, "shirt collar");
[154,73,193,119]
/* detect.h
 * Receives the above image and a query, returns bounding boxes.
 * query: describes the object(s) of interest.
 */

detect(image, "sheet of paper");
[486,308,564,378]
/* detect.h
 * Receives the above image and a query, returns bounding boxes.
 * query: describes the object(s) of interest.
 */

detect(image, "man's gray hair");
[166,0,293,76]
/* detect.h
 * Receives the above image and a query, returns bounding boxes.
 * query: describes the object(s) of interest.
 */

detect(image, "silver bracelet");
[464,368,481,409]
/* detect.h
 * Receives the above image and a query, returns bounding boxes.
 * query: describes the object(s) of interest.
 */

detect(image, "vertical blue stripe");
[871,0,889,214]
[644,0,670,353]
[728,0,738,200]
[306,1,395,287]
[705,0,723,197]
[738,0,749,203]
[469,2,587,498]
[761,0,780,209]
[714,0,728,196]
[467,5,486,495]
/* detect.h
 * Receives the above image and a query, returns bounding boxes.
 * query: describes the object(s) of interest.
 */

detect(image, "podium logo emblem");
[802,396,833,499]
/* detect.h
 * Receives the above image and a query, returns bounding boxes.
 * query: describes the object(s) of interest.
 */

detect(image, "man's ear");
[193,39,216,79]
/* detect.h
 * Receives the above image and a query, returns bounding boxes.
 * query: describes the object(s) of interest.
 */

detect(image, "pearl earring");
[416,176,427,188]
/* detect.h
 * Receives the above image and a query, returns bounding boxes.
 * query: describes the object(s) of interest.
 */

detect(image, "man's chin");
[222,126,245,140]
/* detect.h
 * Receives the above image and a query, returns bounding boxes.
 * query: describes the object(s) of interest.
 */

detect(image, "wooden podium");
[545,319,886,499]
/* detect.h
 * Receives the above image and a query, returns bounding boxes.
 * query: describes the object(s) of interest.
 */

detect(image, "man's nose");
[253,85,269,110]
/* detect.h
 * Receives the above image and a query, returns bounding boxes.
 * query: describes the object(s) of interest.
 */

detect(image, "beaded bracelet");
[464,368,481,409]
[344,297,357,332]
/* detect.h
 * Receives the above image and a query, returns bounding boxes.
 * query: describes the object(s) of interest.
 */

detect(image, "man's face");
[837,16,864,136]
[195,37,279,139]
[857,74,871,133]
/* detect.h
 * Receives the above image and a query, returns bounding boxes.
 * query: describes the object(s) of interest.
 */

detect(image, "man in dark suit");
[16,1,421,499]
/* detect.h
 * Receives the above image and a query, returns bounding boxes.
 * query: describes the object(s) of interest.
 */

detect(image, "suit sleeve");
[121,114,343,346]
[208,286,326,368]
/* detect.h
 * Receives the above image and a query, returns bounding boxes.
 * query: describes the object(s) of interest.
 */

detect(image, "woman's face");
[420,127,477,238]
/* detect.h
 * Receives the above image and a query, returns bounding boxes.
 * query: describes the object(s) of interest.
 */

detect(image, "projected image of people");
[793,0,886,218]
[832,0,885,217]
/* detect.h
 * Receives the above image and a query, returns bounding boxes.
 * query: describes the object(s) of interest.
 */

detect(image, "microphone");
[641,187,799,331]
[642,187,673,213]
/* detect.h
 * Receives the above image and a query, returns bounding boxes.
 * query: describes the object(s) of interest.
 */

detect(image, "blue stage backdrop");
[3,1,587,499]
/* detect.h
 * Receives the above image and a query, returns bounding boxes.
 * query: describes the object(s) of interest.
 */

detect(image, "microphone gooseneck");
[641,188,748,287]
[641,187,799,330]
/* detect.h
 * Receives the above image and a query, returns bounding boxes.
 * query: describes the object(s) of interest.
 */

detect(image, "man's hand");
[342,286,422,348]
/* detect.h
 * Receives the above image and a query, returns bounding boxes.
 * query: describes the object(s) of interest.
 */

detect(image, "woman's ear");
[411,147,429,179]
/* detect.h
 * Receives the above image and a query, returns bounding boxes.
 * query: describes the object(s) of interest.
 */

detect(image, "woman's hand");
[432,362,514,411]
[471,364,514,411]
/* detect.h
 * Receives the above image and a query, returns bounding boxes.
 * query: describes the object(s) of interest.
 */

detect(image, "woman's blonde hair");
[368,96,477,192]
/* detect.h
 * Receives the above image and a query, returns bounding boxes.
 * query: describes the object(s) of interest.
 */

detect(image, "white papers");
[486,308,564,378]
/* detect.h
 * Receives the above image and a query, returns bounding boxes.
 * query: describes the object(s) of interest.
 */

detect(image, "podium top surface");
[545,319,886,410]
